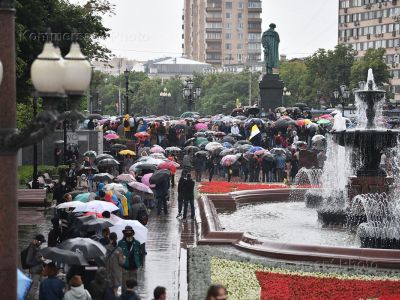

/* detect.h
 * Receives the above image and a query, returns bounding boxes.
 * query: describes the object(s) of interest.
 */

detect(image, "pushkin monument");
[259,23,284,111]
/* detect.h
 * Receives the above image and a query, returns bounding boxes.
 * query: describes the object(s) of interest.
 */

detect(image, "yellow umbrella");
[304,119,312,125]
[119,150,136,156]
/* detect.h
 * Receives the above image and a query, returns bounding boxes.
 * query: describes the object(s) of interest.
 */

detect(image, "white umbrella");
[73,200,119,213]
[109,215,148,244]
[105,183,127,194]
[116,174,136,183]
[205,142,223,152]
[56,201,85,209]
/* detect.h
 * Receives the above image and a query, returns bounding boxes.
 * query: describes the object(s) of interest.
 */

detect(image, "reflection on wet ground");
[17,186,196,299]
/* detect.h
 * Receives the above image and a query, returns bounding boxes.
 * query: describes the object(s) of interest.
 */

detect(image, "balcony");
[248,1,262,12]
[206,27,222,33]
[248,27,262,33]
[248,18,262,23]
[206,17,222,22]
[206,6,222,12]
[206,48,222,53]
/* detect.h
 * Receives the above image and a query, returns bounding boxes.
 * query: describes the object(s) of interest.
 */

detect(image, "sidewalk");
[136,184,196,299]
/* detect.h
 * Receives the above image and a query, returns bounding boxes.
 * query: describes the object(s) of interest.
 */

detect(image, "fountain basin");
[331,129,399,149]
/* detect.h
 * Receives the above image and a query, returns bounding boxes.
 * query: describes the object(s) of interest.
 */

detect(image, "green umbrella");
[84,150,97,158]
[74,192,95,203]
[317,119,331,125]
[195,137,208,147]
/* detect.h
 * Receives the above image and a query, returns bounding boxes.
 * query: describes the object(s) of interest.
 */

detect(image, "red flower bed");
[198,181,285,194]
[198,181,317,194]
[256,271,400,300]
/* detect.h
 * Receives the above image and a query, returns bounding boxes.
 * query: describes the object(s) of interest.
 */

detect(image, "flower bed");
[210,257,400,300]
[198,181,286,194]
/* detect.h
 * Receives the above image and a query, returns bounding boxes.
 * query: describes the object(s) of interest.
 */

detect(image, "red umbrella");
[104,133,120,140]
[158,161,177,173]
[135,132,150,139]
[319,114,333,120]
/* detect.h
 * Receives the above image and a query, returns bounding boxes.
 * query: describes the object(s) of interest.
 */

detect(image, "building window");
[225,43,232,50]
[248,33,261,40]
[225,1,232,9]
[238,12,243,19]
[237,43,243,49]
[238,23,244,30]
[238,33,244,40]
[238,2,244,9]
[225,23,232,29]
[225,33,232,39]
[226,12,231,19]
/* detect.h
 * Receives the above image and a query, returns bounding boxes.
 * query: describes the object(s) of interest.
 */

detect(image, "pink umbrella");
[141,173,155,188]
[254,149,267,156]
[158,161,178,172]
[220,155,239,167]
[128,181,153,194]
[117,174,136,183]
[104,133,120,140]
[195,123,208,131]
[319,114,333,120]
[150,145,165,153]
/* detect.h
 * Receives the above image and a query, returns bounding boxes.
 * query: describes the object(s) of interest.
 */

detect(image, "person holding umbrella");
[193,153,203,182]
[105,232,125,296]
[25,234,46,300]
[117,226,142,292]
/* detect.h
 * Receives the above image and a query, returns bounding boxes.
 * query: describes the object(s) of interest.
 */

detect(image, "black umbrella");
[234,140,251,147]
[275,118,296,130]
[111,144,127,150]
[244,118,263,128]
[80,218,114,232]
[41,247,89,266]
[262,153,275,162]
[93,173,114,182]
[135,163,157,171]
[198,141,209,150]
[246,107,260,116]
[76,165,98,175]
[58,237,106,259]
[184,138,196,146]
[138,147,151,156]
[95,154,114,164]
[97,158,120,167]
[194,132,207,138]
[87,113,103,120]
[150,169,171,184]
[236,144,252,153]
[222,136,236,144]
[184,146,200,153]
[196,150,208,156]
[219,148,236,157]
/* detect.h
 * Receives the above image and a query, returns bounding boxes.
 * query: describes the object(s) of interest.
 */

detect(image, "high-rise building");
[338,0,400,101]
[183,0,262,67]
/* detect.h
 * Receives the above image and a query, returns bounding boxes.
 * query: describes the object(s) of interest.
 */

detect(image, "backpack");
[137,206,148,226]
[20,245,32,269]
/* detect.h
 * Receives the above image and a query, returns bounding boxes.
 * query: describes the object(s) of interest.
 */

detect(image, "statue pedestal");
[259,74,285,111]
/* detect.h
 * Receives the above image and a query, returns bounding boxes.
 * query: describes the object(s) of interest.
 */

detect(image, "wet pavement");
[17,180,197,299]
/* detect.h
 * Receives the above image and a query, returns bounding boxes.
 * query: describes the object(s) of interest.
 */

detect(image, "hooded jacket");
[63,285,92,300]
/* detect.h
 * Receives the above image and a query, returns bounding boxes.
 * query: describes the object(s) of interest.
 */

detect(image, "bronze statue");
[262,23,280,74]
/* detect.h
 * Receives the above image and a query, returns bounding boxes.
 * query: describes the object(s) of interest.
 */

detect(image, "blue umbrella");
[18,269,32,300]
[222,142,233,149]
[247,146,264,154]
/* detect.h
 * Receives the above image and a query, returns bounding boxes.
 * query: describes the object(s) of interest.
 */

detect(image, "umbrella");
[294,141,308,149]
[135,132,150,139]
[87,113,103,120]
[222,136,236,144]
[195,137,208,147]
[222,142,233,149]
[56,201,85,209]
[196,150,209,156]
[76,165,98,175]
[307,123,319,133]
[295,119,312,127]
[95,154,114,164]
[158,161,178,171]
[80,218,114,232]
[234,140,251,147]
[119,150,136,156]
[17,269,32,300]
[219,148,235,157]
[84,150,97,158]
[194,123,208,131]
[180,112,197,118]
[317,119,331,125]
[165,147,182,153]
[93,173,114,182]
[198,141,210,150]
[41,247,89,266]
[109,216,148,244]
[105,183,127,194]
[205,142,223,152]
[117,173,136,183]
[73,200,119,213]
[248,146,264,154]
[275,107,287,113]
[111,144,128,150]
[312,135,325,142]
[312,134,326,151]
[138,147,151,156]
[244,118,263,128]
[97,158,120,167]
[150,145,165,153]
[271,148,286,155]
[194,132,207,138]
[141,173,154,187]
[275,117,296,130]
[319,114,333,120]
[184,146,200,153]
[184,138,196,146]
[150,153,166,160]
[236,144,252,153]
[263,152,275,162]
[150,169,171,185]
[104,133,120,140]
[74,193,96,203]
[220,155,239,167]
[213,131,226,137]
[128,181,153,194]
[254,149,267,156]
[105,130,116,135]
[58,237,107,259]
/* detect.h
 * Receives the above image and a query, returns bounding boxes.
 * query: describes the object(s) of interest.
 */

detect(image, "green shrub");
[18,165,67,185]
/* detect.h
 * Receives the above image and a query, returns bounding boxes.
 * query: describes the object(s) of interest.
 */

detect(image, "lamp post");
[32,92,39,189]
[340,84,350,117]
[160,87,171,115]
[183,78,201,112]
[282,87,291,107]
[333,90,339,109]
[124,68,130,115]
[0,12,91,298]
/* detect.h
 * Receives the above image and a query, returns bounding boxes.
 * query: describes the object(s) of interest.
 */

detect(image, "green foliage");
[351,48,391,87]
[18,165,66,185]
[15,0,112,104]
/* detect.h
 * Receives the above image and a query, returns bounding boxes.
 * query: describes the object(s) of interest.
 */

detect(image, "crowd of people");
[24,107,338,300]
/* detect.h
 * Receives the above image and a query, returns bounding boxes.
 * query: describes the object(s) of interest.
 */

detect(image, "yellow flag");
[249,124,260,140]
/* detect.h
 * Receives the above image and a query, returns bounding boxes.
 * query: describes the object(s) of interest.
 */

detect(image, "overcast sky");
[79,0,338,61]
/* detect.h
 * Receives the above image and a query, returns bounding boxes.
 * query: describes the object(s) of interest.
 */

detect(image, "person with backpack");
[23,234,46,300]
[105,233,125,296]
[117,226,142,293]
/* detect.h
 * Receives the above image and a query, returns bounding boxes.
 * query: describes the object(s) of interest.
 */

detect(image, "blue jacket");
[39,276,65,300]
[275,155,286,169]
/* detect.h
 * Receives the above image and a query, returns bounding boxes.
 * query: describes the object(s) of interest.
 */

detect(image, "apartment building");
[338,0,400,100]
[183,0,262,67]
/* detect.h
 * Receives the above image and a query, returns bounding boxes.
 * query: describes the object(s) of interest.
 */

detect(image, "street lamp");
[160,87,171,115]
[282,87,291,107]
[124,68,130,114]
[333,90,339,108]
[340,85,350,117]
[183,78,201,111]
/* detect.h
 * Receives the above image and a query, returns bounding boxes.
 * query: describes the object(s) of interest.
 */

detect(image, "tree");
[350,48,391,87]
[15,0,113,104]
[279,60,309,106]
